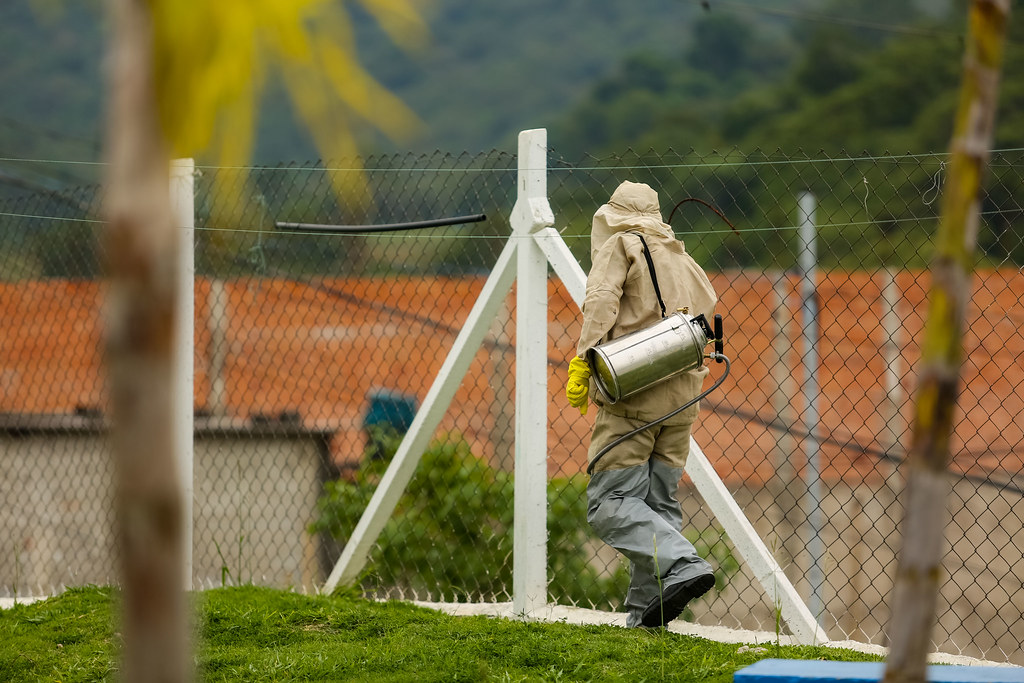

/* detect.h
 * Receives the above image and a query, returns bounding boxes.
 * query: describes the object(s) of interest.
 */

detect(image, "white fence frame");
[320,129,828,644]
[172,158,195,591]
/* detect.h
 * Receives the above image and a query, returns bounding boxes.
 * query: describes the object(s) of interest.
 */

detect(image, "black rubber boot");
[640,573,715,628]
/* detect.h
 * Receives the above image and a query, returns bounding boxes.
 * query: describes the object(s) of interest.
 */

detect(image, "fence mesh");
[1,146,1022,664]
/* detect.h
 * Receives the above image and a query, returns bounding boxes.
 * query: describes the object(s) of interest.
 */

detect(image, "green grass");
[0,585,881,682]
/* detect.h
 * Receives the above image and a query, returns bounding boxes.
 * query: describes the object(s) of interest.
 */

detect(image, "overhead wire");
[10,206,1024,235]
[6,149,1024,172]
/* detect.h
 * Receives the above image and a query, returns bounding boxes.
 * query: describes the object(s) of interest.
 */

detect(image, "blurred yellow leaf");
[147,0,425,165]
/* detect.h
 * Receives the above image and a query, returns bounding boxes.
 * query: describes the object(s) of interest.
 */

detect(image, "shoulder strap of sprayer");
[631,232,667,318]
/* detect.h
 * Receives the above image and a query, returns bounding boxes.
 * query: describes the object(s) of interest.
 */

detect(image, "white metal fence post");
[170,158,195,590]
[511,129,554,614]
[880,267,905,458]
[798,191,825,625]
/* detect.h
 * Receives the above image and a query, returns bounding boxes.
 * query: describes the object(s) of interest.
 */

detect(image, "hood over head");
[591,181,673,262]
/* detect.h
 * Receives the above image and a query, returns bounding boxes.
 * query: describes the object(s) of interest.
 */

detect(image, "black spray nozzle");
[714,314,724,362]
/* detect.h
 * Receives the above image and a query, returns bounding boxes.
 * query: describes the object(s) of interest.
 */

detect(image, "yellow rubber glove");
[565,356,591,415]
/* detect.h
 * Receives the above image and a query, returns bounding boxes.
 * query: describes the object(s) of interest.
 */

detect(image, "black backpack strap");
[631,232,667,318]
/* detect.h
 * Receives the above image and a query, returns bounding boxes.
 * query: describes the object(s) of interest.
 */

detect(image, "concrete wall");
[0,415,335,594]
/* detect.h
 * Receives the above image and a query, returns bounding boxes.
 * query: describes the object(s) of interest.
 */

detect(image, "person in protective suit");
[566,180,717,628]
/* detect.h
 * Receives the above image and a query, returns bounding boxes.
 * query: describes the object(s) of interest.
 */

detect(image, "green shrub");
[312,429,628,608]
[312,429,738,612]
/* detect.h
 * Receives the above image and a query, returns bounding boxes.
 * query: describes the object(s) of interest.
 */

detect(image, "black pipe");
[275,213,487,234]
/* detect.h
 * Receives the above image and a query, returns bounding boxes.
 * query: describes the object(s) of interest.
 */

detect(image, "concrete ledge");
[0,596,45,609]
[412,602,1020,669]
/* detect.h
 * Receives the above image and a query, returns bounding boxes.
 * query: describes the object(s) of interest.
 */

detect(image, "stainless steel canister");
[587,312,709,404]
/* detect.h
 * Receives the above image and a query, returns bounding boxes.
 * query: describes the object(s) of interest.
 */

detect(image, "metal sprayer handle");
[714,314,724,362]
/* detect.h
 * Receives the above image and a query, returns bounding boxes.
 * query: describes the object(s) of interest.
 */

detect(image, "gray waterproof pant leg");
[588,458,712,627]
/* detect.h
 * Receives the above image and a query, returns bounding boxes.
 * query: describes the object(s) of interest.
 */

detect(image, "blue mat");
[734,659,1024,683]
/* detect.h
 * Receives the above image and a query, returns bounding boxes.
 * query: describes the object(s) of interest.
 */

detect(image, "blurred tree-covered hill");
[553,0,1024,158]
[1,0,955,195]
[0,0,724,191]
[546,0,1024,271]
[550,0,1014,156]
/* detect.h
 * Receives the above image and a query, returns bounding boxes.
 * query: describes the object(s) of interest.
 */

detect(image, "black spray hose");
[586,354,731,476]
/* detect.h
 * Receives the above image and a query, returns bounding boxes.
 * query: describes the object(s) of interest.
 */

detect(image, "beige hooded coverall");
[578,180,717,627]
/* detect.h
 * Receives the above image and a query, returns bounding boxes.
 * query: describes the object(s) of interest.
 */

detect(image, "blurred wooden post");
[105,0,189,680]
[883,2,1009,681]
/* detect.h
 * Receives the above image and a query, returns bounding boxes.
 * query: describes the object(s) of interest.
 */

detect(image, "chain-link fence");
[1,146,1022,664]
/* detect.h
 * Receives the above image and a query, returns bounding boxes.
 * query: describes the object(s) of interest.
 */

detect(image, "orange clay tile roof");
[2,270,1022,485]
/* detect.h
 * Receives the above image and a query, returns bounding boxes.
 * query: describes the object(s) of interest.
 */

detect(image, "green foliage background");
[0,0,973,169]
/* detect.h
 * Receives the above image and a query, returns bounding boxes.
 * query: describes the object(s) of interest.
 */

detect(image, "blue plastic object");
[364,388,417,434]
[734,659,1024,683]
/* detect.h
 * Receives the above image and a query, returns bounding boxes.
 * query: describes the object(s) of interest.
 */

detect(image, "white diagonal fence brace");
[322,128,828,644]
[322,235,518,592]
